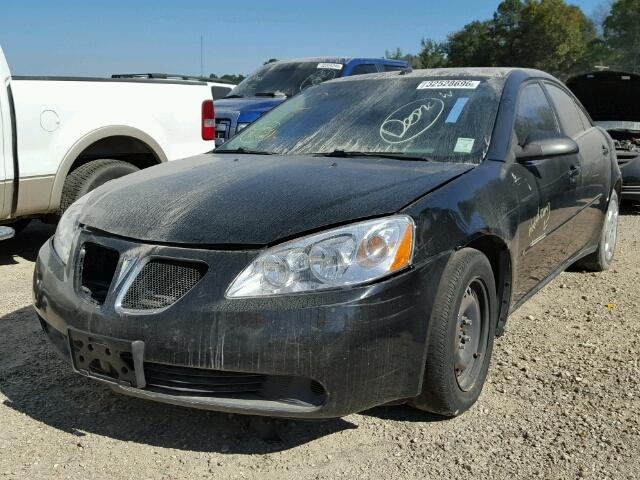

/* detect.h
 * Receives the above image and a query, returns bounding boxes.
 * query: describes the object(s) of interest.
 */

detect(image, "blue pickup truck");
[214,57,410,146]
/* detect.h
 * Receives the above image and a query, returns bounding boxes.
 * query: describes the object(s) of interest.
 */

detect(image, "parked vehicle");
[213,57,410,146]
[112,73,236,100]
[0,46,216,239]
[35,68,621,419]
[567,71,640,203]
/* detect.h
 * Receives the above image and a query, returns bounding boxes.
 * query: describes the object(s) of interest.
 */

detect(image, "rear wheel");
[411,248,497,417]
[576,190,619,272]
[60,159,140,213]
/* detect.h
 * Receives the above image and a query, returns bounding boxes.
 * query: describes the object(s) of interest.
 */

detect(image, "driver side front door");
[510,82,583,302]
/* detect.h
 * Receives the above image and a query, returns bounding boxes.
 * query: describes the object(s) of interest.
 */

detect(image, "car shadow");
[620,201,640,216]
[0,221,55,265]
[0,306,357,454]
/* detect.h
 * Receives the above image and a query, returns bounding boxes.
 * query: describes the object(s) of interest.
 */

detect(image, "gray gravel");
[1,210,639,480]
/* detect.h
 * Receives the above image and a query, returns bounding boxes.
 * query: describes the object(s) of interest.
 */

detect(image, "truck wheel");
[576,190,619,272]
[5,219,31,235]
[411,248,497,417]
[60,159,139,213]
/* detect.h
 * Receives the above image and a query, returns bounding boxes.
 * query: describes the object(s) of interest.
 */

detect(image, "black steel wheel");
[411,248,498,417]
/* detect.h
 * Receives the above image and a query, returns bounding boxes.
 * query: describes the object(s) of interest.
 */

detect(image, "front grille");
[120,259,206,311]
[144,363,266,397]
[80,243,120,304]
[617,151,639,166]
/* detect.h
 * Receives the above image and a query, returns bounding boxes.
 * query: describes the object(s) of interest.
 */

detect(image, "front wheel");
[59,159,140,214]
[411,248,498,417]
[576,190,619,272]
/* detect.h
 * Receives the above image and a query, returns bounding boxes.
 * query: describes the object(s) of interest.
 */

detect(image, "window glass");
[383,65,406,72]
[211,86,232,100]
[351,64,378,75]
[545,83,586,137]
[515,83,559,144]
[220,76,505,164]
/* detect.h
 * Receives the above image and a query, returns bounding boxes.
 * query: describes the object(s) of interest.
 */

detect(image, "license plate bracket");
[68,328,146,388]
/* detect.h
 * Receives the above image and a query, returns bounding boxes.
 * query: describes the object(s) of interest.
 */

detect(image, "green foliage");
[603,0,640,71]
[209,73,246,84]
[388,0,606,77]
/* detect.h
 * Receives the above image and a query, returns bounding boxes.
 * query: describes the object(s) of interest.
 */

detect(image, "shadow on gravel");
[0,306,356,454]
[362,405,443,423]
[620,201,640,216]
[0,221,55,265]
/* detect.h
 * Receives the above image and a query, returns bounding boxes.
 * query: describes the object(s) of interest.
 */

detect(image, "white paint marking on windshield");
[380,99,445,144]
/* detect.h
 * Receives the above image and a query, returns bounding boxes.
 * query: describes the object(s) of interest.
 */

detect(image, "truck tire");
[575,190,619,272]
[410,248,497,417]
[60,159,139,213]
[5,219,31,235]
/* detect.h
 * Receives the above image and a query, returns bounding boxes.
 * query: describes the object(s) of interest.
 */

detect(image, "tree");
[417,38,448,68]
[210,73,246,84]
[385,47,421,68]
[447,20,494,67]
[603,0,640,71]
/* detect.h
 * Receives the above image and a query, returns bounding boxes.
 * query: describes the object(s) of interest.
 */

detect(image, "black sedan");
[34,68,621,419]
[567,71,640,203]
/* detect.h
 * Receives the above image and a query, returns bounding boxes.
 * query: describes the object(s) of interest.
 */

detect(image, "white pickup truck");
[0,46,216,240]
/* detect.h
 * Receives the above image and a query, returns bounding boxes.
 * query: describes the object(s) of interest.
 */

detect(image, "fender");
[48,125,168,212]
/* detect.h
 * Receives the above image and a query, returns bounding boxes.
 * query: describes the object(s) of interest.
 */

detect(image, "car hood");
[80,154,474,246]
[214,97,287,117]
[567,71,640,123]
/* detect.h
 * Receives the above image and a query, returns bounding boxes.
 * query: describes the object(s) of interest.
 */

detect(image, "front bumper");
[34,229,448,418]
[618,152,640,201]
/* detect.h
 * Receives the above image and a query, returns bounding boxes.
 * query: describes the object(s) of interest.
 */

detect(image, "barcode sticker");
[418,80,480,90]
[318,63,344,70]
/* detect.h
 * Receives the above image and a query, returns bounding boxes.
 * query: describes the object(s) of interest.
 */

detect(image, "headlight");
[236,122,251,133]
[226,215,415,298]
[52,193,92,264]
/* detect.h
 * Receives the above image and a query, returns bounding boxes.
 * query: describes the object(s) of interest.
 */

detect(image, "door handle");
[569,165,581,178]
[602,145,610,156]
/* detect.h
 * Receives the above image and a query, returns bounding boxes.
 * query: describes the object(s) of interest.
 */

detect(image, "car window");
[515,83,559,145]
[212,86,232,100]
[545,83,587,137]
[575,103,593,130]
[221,76,505,164]
[351,64,378,75]
[383,65,406,72]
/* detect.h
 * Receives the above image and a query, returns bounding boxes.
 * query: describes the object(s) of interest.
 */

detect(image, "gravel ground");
[1,210,639,480]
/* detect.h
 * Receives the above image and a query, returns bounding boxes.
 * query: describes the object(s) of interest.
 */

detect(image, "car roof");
[270,57,408,66]
[328,67,558,83]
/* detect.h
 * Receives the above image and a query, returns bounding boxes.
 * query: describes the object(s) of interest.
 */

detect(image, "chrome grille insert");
[120,259,206,311]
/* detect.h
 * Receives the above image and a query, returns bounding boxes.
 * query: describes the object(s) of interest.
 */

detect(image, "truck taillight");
[202,100,215,140]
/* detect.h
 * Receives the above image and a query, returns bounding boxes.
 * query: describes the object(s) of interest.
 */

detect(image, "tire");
[411,248,498,417]
[59,159,140,213]
[576,190,619,272]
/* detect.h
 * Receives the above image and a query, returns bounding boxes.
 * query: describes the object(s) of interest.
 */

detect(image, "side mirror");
[516,131,579,161]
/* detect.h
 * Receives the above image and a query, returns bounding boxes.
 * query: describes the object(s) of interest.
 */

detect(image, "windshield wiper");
[224,94,244,99]
[314,150,431,162]
[255,91,288,98]
[216,147,274,155]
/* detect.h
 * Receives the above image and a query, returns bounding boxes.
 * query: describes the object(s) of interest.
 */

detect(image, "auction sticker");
[317,63,343,70]
[418,80,480,90]
[454,137,475,153]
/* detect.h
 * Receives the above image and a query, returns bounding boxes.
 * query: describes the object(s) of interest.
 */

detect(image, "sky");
[0,0,606,78]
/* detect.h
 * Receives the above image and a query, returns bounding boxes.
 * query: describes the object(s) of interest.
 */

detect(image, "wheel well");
[464,235,512,335]
[69,136,160,173]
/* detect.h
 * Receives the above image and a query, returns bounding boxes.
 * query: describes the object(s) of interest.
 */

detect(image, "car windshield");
[227,61,344,98]
[219,76,504,163]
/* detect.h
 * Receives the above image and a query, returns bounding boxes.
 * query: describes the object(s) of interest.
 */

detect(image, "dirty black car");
[567,71,640,203]
[34,68,621,419]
